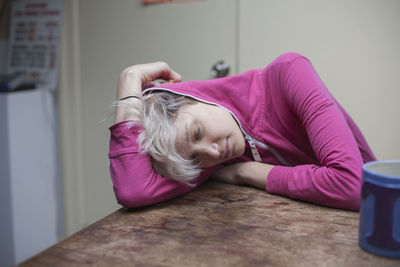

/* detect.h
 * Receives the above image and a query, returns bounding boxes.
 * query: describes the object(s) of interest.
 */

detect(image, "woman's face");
[173,101,246,168]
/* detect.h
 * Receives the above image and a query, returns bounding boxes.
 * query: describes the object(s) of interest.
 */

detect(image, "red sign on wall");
[143,0,203,3]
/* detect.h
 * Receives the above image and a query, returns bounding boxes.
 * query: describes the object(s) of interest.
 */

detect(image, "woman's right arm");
[110,62,211,208]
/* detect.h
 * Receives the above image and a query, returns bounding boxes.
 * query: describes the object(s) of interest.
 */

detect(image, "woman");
[109,53,376,210]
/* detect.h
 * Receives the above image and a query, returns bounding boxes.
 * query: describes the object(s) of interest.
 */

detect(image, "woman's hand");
[211,164,244,185]
[117,61,182,100]
[211,162,274,190]
[114,61,181,124]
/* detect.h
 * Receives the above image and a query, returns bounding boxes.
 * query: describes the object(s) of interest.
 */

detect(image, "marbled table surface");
[20,181,399,266]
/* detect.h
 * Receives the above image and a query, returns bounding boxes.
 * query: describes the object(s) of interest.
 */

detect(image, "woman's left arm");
[213,54,371,210]
[266,54,368,210]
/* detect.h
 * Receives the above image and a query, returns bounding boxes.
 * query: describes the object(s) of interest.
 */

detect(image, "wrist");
[119,95,142,101]
[236,162,273,190]
[114,104,141,124]
[114,95,143,124]
[117,73,143,100]
[233,163,247,184]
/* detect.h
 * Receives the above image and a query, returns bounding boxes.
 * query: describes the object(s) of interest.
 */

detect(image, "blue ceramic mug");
[359,160,400,258]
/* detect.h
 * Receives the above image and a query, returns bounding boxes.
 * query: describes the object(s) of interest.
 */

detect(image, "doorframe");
[59,0,86,236]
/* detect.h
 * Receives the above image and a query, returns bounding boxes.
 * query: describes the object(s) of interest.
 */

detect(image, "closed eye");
[194,127,202,141]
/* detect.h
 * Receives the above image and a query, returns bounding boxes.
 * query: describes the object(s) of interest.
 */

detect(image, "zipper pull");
[245,135,262,162]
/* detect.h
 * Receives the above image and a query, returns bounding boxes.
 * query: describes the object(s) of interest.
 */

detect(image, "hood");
[142,67,267,139]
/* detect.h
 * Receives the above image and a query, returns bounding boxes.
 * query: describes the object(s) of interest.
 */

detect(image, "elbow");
[341,186,361,210]
[115,187,149,208]
[332,170,362,211]
[116,190,137,208]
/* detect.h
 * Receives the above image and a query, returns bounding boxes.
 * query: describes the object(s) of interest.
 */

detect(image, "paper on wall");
[7,0,62,91]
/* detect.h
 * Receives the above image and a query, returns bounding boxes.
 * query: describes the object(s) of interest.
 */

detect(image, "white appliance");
[0,89,63,266]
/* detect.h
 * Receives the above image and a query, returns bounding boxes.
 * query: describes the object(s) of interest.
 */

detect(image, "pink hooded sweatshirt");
[108,53,376,210]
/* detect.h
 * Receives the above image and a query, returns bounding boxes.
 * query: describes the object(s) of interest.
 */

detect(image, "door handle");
[210,60,230,78]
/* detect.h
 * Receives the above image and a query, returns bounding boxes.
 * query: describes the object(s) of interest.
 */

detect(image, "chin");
[233,147,245,159]
[239,147,246,157]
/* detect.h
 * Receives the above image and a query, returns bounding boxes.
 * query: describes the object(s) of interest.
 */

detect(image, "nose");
[197,142,220,160]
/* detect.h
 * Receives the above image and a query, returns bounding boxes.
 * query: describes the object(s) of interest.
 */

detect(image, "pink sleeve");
[266,55,364,210]
[108,121,209,208]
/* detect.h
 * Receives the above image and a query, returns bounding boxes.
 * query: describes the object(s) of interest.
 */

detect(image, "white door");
[60,0,237,235]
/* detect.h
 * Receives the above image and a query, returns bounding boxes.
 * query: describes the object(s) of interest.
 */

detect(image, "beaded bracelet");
[119,95,141,101]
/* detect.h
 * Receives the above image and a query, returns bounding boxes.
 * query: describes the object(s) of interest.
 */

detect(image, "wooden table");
[20,181,399,267]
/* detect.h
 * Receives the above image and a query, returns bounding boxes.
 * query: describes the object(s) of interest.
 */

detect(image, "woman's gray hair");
[118,91,201,186]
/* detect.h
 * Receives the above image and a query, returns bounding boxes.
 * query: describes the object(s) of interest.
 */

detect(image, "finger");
[126,62,182,85]
[149,61,181,83]
[158,64,181,83]
[167,69,182,83]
